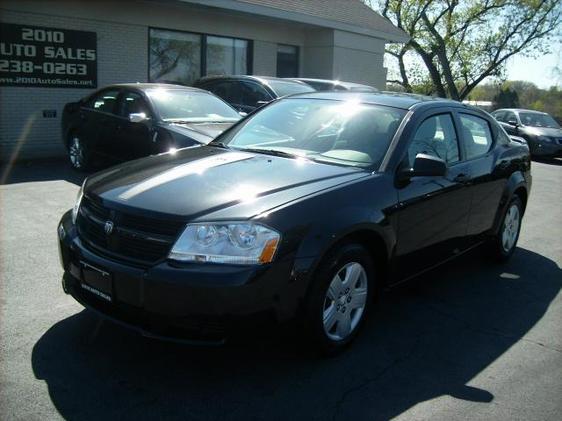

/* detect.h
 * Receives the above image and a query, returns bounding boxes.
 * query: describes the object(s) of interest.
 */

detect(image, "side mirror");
[129,112,148,123]
[399,154,447,181]
[507,119,518,127]
[239,111,248,117]
[509,135,527,145]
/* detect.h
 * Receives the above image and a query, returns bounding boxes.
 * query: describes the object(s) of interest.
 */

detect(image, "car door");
[456,112,506,238]
[393,111,474,281]
[78,88,121,158]
[115,90,155,161]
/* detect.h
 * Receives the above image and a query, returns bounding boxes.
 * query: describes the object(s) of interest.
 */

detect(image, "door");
[115,90,154,161]
[79,88,121,158]
[394,112,473,281]
[457,112,505,237]
[277,44,299,78]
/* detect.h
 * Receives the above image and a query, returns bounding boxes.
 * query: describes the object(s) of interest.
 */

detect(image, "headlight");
[169,222,281,264]
[71,179,86,224]
[537,136,552,144]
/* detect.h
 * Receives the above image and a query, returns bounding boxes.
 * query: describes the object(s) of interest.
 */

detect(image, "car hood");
[165,121,236,144]
[520,126,562,137]
[86,146,369,220]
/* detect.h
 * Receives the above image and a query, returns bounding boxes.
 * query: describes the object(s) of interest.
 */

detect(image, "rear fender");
[491,171,528,235]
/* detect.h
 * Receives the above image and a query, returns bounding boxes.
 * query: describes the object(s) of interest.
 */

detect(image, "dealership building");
[0,0,407,161]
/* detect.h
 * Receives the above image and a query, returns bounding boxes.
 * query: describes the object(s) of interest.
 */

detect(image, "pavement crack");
[331,337,422,421]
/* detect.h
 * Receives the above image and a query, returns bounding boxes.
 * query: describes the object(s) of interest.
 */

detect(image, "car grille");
[76,196,185,266]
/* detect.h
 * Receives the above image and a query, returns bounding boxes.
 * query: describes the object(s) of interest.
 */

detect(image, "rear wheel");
[68,135,91,171]
[489,196,523,262]
[303,243,375,355]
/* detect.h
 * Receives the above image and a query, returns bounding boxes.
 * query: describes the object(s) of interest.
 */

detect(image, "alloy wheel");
[323,261,368,341]
[501,204,520,252]
[69,137,84,168]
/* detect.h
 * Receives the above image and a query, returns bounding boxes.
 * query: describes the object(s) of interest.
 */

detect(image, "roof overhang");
[179,0,410,43]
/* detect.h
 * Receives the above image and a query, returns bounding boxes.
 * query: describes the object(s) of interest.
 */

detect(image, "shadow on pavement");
[532,157,562,166]
[32,247,561,420]
[0,159,86,186]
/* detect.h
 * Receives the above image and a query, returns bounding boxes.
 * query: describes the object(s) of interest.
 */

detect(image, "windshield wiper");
[208,141,230,149]
[166,118,237,124]
[239,148,304,159]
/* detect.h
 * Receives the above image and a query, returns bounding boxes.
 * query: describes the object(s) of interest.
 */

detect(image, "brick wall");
[0,9,147,161]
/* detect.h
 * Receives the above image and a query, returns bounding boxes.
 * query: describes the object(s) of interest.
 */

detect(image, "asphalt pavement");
[0,158,561,421]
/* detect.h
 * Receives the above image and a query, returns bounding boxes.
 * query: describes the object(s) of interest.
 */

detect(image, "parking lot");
[0,158,561,420]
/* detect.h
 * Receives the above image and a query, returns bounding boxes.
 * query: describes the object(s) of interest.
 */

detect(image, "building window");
[149,29,201,85]
[276,44,299,78]
[206,36,248,76]
[149,28,250,85]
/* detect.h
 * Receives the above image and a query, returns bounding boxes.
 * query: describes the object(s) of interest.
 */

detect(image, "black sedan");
[193,75,315,113]
[58,92,531,354]
[492,108,562,157]
[61,83,241,170]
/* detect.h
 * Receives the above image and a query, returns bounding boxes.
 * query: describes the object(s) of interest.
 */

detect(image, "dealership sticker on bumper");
[80,282,112,302]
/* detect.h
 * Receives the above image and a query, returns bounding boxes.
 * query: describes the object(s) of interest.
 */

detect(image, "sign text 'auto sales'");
[0,23,97,88]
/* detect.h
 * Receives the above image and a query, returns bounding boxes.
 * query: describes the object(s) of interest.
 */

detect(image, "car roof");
[285,90,466,110]
[291,78,375,89]
[195,75,309,85]
[494,108,549,115]
[105,83,205,92]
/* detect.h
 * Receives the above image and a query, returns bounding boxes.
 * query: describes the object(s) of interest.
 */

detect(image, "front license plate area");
[80,260,112,302]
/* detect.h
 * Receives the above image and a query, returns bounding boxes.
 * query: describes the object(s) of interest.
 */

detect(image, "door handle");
[453,173,471,183]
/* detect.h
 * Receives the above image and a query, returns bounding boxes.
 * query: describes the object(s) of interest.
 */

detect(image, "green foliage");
[375,0,561,100]
[461,80,562,122]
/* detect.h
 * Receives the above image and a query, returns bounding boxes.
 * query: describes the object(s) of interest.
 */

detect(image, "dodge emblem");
[104,221,114,235]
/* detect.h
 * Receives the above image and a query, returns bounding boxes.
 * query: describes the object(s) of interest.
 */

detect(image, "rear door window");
[459,114,493,159]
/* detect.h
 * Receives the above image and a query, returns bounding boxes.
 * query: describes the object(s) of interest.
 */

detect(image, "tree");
[371,0,561,100]
[493,86,520,108]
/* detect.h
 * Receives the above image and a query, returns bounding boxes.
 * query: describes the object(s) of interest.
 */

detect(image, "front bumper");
[58,211,310,344]
[531,141,562,157]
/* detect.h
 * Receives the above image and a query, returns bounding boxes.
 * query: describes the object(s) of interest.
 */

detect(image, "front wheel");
[489,196,523,262]
[303,243,375,355]
[68,135,91,171]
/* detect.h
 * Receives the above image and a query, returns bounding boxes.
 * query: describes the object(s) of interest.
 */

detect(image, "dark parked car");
[58,92,531,354]
[492,108,562,157]
[62,83,241,170]
[288,78,378,92]
[193,75,315,113]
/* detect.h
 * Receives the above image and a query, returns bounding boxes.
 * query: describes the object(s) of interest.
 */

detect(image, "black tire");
[488,196,523,262]
[67,134,91,171]
[302,243,375,356]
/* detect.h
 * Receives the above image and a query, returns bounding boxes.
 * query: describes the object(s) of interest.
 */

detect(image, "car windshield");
[519,112,560,129]
[216,98,406,168]
[266,80,316,97]
[147,89,241,122]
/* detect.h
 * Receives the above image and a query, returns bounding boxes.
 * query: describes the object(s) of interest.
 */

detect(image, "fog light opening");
[58,224,66,240]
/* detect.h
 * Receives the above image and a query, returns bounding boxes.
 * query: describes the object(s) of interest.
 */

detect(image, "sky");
[506,37,562,88]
